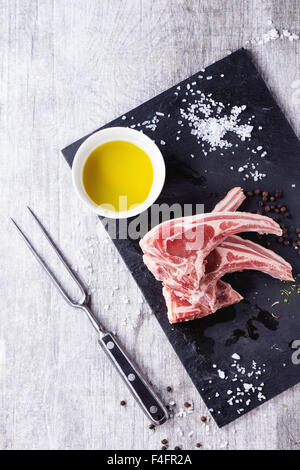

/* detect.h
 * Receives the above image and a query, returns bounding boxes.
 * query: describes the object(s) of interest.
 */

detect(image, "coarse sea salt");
[180,94,253,152]
[248,24,299,46]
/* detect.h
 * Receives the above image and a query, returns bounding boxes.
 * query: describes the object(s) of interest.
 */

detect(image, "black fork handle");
[99,332,168,425]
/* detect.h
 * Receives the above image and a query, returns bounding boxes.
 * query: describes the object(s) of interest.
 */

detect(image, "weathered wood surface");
[0,0,300,450]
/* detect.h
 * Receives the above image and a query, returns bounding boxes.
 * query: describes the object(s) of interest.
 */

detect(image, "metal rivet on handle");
[107,341,114,350]
[150,405,158,414]
[128,373,135,382]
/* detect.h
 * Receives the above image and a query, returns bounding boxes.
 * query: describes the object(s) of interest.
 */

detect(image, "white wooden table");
[1,0,300,450]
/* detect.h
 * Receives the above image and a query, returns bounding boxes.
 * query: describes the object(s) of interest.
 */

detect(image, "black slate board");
[62,49,300,427]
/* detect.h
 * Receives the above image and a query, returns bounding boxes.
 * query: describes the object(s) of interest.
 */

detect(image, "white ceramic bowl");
[72,127,166,219]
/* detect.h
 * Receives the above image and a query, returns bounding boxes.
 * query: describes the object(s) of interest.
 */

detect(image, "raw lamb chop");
[140,188,293,324]
[141,211,282,297]
[212,186,246,213]
[162,235,293,323]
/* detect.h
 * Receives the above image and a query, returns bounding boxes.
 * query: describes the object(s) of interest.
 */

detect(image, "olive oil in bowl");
[82,141,154,212]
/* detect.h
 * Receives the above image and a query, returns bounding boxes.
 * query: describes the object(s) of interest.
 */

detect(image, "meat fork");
[11,208,168,425]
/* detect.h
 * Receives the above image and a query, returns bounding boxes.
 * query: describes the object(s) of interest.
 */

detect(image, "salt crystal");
[232,353,240,360]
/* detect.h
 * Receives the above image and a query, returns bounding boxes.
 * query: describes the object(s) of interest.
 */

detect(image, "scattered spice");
[120,400,126,406]
[174,446,181,450]
[149,424,155,430]
[200,416,207,422]
[246,191,254,197]
[196,443,202,448]
[161,446,167,451]
[161,439,168,445]
[166,386,172,392]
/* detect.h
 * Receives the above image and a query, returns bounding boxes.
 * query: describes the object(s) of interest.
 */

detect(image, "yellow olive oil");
[82,140,153,211]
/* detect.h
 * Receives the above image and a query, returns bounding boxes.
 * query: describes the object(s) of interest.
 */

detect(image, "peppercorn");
[274,208,280,213]
[200,416,207,422]
[285,212,291,218]
[262,196,268,202]
[275,190,283,198]
[270,196,275,202]
[298,251,300,256]
[280,206,286,213]
[293,242,298,247]
[297,240,300,246]
[246,191,254,197]
[161,446,167,451]
[174,446,181,450]
[196,443,202,448]
[184,402,190,408]
[166,386,172,392]
[256,210,263,215]
[149,424,155,430]
[258,201,263,207]
[265,205,270,212]
[161,439,168,445]
[284,240,290,246]
[296,228,300,233]
[254,189,261,195]
[262,191,269,198]
[120,400,126,406]
[270,205,275,211]
[265,241,271,247]
[277,237,283,243]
